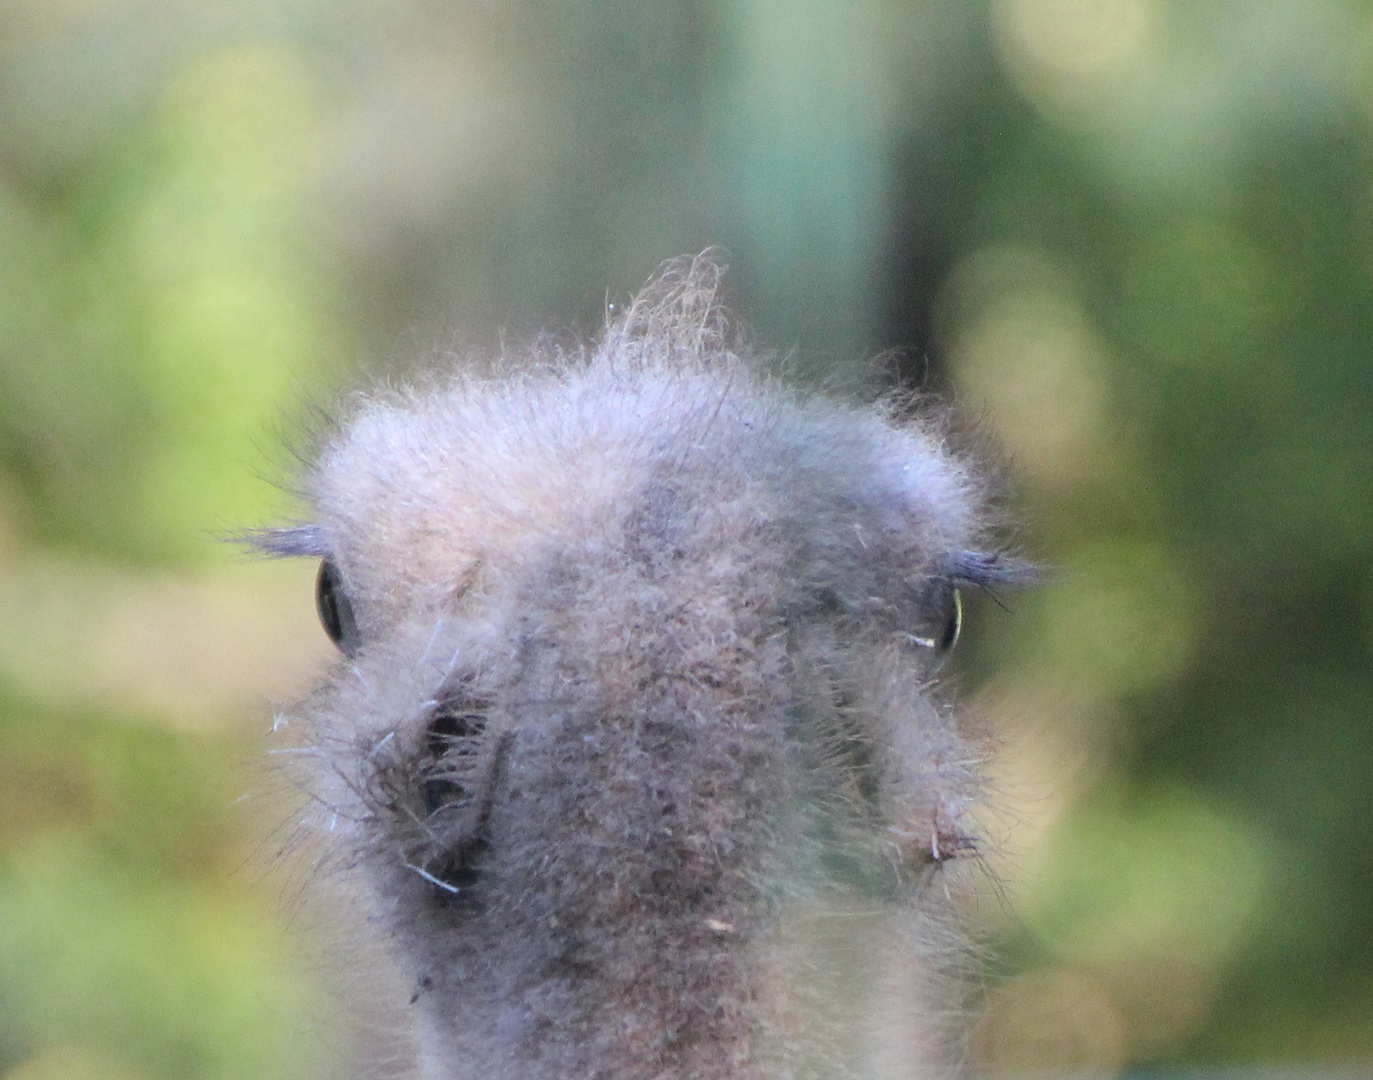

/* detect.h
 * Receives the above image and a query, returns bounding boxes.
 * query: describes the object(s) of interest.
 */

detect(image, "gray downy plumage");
[255,254,1029,1080]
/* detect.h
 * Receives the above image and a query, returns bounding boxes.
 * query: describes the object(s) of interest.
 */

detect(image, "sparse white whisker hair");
[369,731,395,757]
[256,253,1030,1080]
[417,618,446,669]
[405,862,464,895]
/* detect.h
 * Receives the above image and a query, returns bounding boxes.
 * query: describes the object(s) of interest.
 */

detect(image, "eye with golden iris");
[315,558,360,656]
[910,586,962,668]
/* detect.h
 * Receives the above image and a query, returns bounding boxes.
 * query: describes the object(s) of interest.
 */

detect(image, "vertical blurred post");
[713,0,887,372]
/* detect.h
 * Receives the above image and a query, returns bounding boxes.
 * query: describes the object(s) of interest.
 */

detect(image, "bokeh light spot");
[1035,540,1199,696]
[972,966,1130,1078]
[2,1044,148,1080]
[945,246,1113,488]
[993,0,1160,114]
[1018,787,1274,1055]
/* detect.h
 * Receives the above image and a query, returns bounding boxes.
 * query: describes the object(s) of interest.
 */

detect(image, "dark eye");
[938,587,963,655]
[316,558,360,656]
[910,586,962,669]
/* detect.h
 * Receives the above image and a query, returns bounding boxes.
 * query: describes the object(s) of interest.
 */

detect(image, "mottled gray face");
[260,256,1028,1080]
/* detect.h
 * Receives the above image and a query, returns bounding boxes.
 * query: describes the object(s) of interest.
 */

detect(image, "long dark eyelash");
[949,549,1037,589]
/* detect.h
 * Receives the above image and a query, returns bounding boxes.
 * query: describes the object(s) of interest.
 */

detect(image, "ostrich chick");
[255,255,1026,1080]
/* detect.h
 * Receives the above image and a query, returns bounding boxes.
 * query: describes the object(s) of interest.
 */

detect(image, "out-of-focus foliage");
[0,1,1368,1078]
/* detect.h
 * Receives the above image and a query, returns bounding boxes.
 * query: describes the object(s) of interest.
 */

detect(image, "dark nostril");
[428,708,483,747]
[422,698,489,817]
[423,776,466,816]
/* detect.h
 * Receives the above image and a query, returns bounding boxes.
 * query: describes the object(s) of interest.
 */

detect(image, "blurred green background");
[0,1,1370,1078]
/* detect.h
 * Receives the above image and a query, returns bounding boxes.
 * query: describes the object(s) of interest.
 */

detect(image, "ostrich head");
[255,255,1028,1080]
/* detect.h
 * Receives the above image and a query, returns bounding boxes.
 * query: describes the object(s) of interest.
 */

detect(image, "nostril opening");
[434,839,487,891]
[428,706,484,748]
[423,777,466,816]
[422,697,489,818]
